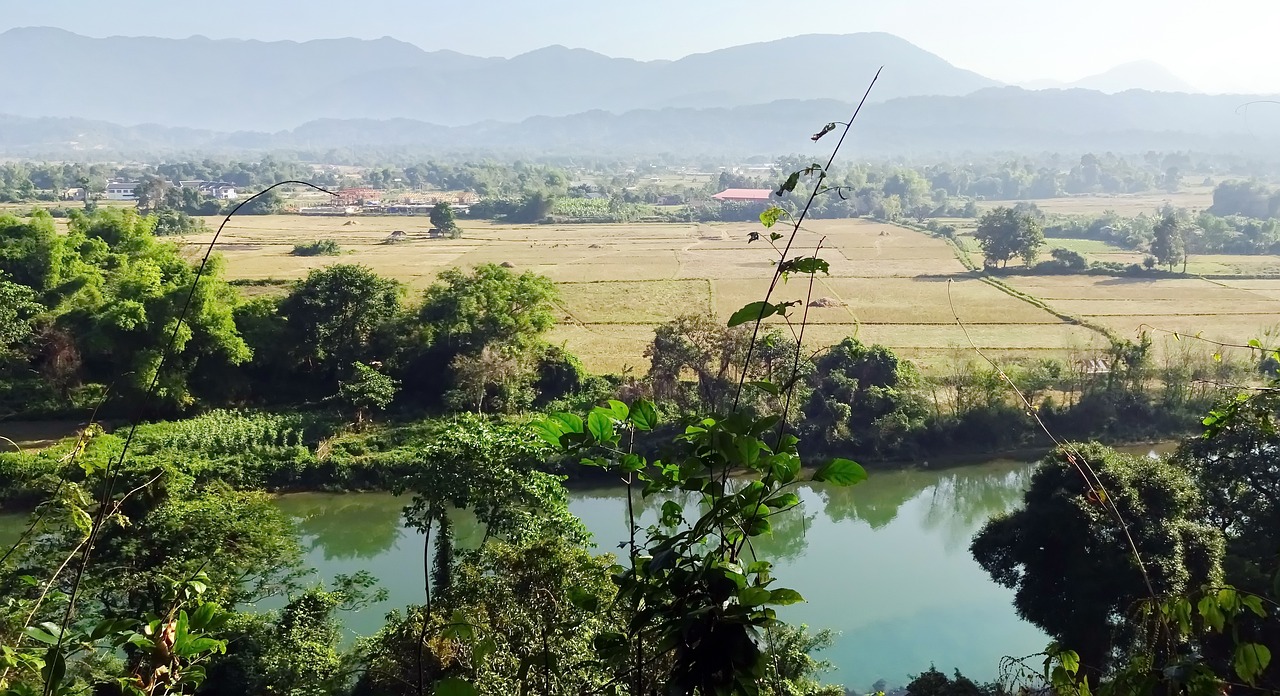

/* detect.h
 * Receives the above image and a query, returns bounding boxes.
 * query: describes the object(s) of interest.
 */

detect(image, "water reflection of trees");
[278,494,406,561]
[816,462,1034,539]
[273,460,1035,564]
[919,466,1035,549]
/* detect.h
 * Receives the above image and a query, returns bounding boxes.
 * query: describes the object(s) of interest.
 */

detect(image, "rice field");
[175,212,1278,374]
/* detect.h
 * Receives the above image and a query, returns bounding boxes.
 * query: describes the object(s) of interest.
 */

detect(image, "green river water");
[0,446,1171,691]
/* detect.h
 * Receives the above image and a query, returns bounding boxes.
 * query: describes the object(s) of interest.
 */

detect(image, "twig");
[946,280,1159,605]
[731,68,881,412]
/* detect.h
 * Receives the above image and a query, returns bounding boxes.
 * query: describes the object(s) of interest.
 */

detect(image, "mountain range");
[0,27,1004,131]
[6,88,1280,159]
[1020,60,1200,94]
[1,27,1265,158]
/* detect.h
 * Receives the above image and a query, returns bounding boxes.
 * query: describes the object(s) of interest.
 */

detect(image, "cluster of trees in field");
[0,151,1222,229]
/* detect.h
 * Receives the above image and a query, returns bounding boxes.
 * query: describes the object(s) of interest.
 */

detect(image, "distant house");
[205,185,238,200]
[711,188,774,203]
[104,181,139,201]
[63,187,85,201]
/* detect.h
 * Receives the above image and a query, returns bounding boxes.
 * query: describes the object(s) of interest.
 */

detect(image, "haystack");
[808,297,843,308]
[500,262,515,268]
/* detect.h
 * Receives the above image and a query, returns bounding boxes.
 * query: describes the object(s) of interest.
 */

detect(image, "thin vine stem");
[43,180,337,696]
[730,67,882,413]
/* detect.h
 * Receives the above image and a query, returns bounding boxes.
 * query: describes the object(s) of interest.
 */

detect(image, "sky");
[3,0,1279,93]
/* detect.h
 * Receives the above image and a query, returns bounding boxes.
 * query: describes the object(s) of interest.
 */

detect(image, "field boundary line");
[978,276,1118,342]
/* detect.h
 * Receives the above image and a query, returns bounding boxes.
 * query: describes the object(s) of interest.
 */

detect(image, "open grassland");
[172,211,1278,374]
[1003,276,1280,350]
[976,187,1214,217]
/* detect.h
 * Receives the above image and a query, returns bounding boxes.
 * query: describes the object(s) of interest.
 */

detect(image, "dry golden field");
[176,215,1132,373]
[167,203,1280,374]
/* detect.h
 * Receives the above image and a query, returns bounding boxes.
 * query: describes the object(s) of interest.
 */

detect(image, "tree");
[0,272,41,361]
[971,443,1223,679]
[239,188,283,215]
[974,207,1044,268]
[134,175,171,213]
[417,264,557,354]
[1150,212,1185,271]
[277,264,403,385]
[338,361,400,426]
[445,345,530,414]
[801,338,927,454]
[430,202,461,239]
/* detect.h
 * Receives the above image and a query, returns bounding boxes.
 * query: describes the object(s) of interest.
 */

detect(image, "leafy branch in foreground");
[538,399,865,695]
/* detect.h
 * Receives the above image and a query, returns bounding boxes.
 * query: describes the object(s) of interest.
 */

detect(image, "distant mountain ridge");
[0,27,997,130]
[1021,60,1200,94]
[5,88,1279,159]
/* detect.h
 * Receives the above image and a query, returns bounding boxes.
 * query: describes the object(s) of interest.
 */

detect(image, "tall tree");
[971,443,1223,680]
[1151,212,1186,271]
[277,264,403,386]
[974,207,1044,268]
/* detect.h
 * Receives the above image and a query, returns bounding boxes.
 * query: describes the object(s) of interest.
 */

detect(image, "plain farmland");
[176,198,1279,374]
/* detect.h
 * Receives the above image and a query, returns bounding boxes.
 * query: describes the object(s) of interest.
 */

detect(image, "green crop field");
[172,210,1280,374]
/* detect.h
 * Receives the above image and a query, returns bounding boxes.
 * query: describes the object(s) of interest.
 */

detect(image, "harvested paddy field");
[179,213,1277,374]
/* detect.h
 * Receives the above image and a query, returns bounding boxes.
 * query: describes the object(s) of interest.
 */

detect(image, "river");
[271,456,1058,691]
[0,446,1172,691]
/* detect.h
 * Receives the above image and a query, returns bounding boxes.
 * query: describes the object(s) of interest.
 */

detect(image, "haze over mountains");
[2,27,1275,158]
[0,27,1000,131]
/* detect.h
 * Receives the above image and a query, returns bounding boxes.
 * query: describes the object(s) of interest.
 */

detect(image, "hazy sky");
[4,0,1278,92]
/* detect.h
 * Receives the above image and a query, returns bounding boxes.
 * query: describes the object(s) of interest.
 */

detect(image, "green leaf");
[765,492,800,510]
[1241,594,1266,618]
[189,602,218,631]
[567,586,600,612]
[759,206,787,229]
[660,500,683,527]
[770,454,801,484]
[606,399,629,420]
[24,626,59,645]
[747,380,781,396]
[621,453,645,473]
[1234,643,1271,685]
[747,561,773,575]
[472,637,497,665]
[728,301,779,328]
[630,399,657,430]
[1198,595,1226,633]
[778,256,831,276]
[550,412,583,435]
[768,588,805,605]
[531,420,564,448]
[812,458,868,486]
[587,410,613,443]
[436,677,478,696]
[1059,650,1080,676]
[42,647,66,689]
[739,586,772,607]
[776,172,800,196]
[1249,338,1264,349]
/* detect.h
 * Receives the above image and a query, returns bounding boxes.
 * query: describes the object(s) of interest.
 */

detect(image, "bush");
[290,239,341,256]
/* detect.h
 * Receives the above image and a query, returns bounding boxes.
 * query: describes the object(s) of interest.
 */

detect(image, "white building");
[104,181,139,201]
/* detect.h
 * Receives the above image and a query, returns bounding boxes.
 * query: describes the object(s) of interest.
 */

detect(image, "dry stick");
[730,67,881,413]
[945,280,1158,606]
[43,181,337,696]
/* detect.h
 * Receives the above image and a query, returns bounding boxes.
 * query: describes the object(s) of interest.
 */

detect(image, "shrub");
[290,239,341,256]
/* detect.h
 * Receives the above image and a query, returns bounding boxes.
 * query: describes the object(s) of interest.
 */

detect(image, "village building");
[104,181,139,201]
